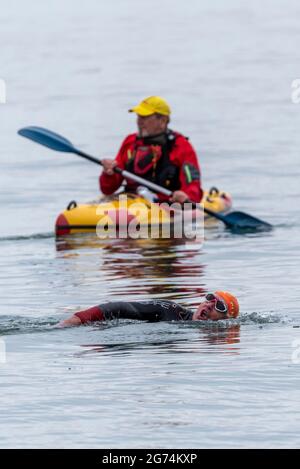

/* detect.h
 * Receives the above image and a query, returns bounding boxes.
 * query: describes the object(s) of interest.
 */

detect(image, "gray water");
[1,0,300,449]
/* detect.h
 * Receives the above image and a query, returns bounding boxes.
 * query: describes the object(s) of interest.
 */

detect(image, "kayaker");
[58,291,239,327]
[100,96,203,204]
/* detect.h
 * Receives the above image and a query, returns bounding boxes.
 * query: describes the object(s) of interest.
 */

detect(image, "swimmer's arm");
[58,305,104,328]
[58,301,160,328]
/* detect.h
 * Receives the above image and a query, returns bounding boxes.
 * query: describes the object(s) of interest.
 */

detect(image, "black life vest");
[125,130,180,191]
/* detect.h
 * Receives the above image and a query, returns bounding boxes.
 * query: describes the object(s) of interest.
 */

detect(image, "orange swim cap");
[214,291,239,318]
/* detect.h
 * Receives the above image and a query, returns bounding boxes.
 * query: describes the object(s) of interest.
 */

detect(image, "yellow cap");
[129,96,171,116]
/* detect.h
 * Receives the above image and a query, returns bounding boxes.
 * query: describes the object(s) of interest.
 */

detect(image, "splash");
[239,311,290,324]
[0,316,58,335]
[181,311,290,326]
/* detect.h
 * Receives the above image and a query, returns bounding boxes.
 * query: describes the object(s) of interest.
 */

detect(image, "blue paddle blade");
[204,206,272,232]
[220,211,272,232]
[18,126,75,153]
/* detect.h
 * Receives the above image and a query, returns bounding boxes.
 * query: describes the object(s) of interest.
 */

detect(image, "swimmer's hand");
[58,315,82,328]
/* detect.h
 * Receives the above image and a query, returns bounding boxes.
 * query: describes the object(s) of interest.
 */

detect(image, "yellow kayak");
[55,187,232,236]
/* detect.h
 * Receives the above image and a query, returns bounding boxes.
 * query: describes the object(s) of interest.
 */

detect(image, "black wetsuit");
[75,300,194,324]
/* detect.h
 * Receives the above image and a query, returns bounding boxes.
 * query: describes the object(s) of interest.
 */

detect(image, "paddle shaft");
[76,149,175,197]
[18,126,272,230]
[76,148,232,223]
[69,148,272,229]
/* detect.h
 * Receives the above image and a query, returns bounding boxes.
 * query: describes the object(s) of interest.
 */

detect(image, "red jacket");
[99,131,203,203]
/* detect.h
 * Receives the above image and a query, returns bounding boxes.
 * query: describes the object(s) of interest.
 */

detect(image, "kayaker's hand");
[170,190,189,204]
[102,159,117,176]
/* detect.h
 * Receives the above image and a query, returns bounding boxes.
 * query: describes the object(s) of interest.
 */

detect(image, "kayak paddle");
[18,126,272,232]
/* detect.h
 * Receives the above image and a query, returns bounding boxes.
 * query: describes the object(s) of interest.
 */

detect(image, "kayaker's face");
[193,298,228,321]
[137,113,168,137]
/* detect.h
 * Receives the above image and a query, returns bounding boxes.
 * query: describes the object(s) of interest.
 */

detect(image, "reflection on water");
[75,324,241,357]
[196,323,240,347]
[55,232,204,252]
[56,234,206,301]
